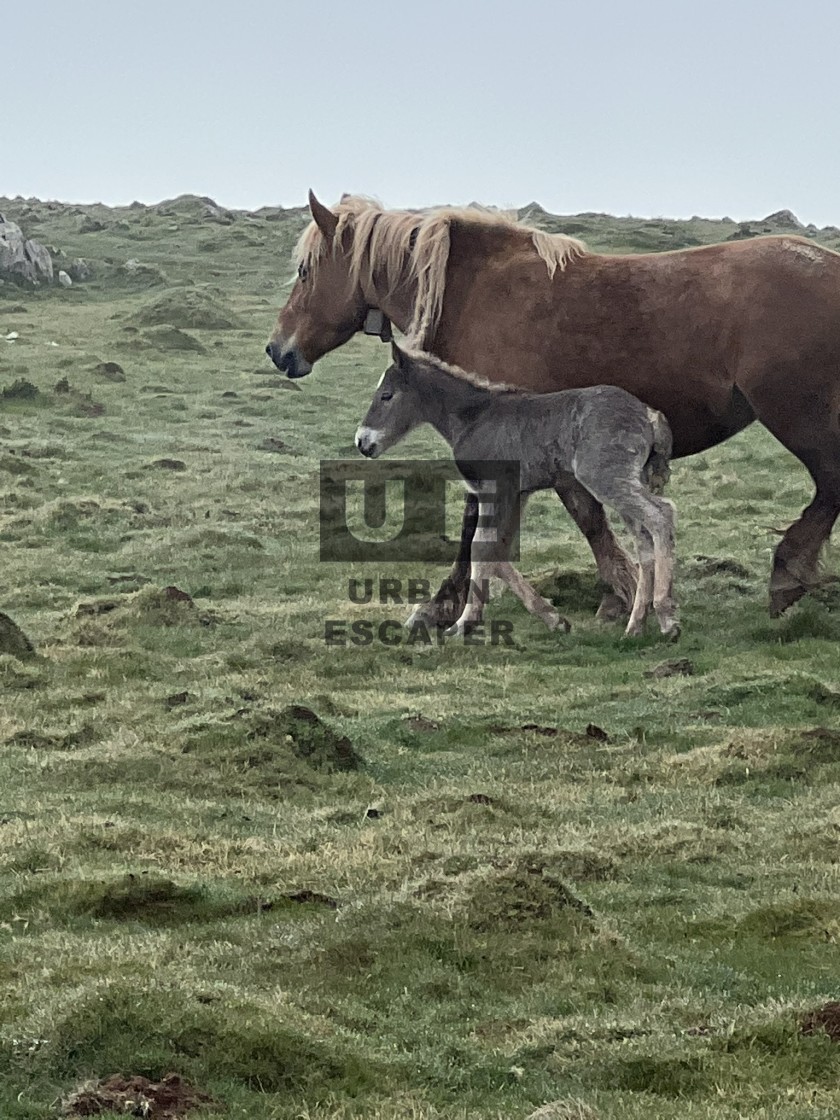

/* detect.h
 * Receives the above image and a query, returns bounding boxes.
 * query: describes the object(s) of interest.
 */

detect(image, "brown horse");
[267,191,840,620]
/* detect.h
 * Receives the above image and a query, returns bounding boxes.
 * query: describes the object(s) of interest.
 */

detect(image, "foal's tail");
[643,407,673,494]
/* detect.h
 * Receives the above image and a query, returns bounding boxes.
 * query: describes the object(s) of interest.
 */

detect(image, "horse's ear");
[391,341,405,368]
[308,189,338,239]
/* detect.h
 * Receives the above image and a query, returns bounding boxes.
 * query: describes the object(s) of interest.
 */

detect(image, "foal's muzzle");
[355,427,381,458]
[265,340,312,379]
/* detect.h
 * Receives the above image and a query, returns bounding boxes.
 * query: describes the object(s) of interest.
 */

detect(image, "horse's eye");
[298,263,309,281]
[380,391,393,402]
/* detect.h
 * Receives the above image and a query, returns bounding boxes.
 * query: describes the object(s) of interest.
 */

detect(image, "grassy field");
[1,195,840,1119]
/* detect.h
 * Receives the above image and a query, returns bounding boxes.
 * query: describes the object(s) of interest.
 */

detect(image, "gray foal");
[356,344,678,639]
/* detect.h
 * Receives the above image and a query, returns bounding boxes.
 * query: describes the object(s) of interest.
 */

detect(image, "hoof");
[406,600,461,629]
[769,582,808,618]
[547,612,571,633]
[623,623,644,639]
[596,592,631,623]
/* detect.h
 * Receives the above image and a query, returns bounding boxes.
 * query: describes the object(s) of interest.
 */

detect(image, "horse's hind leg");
[554,476,638,620]
[769,490,840,616]
[737,368,840,615]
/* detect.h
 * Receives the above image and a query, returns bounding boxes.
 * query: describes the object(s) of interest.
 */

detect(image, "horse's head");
[355,343,421,458]
[265,191,369,378]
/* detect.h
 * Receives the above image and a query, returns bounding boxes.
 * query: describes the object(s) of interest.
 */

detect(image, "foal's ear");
[391,341,405,369]
[308,189,338,239]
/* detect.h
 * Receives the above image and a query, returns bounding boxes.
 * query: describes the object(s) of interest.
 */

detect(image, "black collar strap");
[363,308,393,342]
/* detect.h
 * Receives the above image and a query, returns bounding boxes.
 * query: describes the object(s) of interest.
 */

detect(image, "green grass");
[0,194,839,1118]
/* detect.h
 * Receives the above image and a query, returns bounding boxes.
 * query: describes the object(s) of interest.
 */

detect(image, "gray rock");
[0,220,54,286]
[58,270,72,287]
[67,258,90,282]
[79,215,106,233]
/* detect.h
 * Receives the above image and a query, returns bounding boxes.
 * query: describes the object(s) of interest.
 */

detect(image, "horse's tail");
[643,406,672,494]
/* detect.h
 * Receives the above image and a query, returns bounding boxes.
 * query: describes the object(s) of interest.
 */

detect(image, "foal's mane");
[294,196,587,347]
[400,347,524,395]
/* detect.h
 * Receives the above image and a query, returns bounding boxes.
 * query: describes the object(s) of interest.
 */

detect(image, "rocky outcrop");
[0,215,54,286]
[760,209,803,231]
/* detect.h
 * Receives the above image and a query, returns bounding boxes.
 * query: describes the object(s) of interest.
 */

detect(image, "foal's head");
[355,344,423,459]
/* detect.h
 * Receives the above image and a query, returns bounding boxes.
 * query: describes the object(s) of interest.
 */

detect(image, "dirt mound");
[129,287,245,331]
[120,260,168,289]
[0,612,36,660]
[801,1001,840,1040]
[141,326,207,353]
[644,657,694,679]
[250,705,362,772]
[466,858,594,930]
[688,555,751,579]
[532,569,605,613]
[92,361,126,382]
[70,586,213,639]
[0,653,40,689]
[526,1101,599,1120]
[2,377,40,400]
[6,723,95,751]
[122,585,200,626]
[61,1072,218,1118]
[146,458,187,471]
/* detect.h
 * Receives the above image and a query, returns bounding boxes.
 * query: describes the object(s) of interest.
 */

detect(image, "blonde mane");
[294,196,587,347]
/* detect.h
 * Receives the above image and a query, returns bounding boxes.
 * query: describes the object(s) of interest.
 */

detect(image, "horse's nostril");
[265,343,272,357]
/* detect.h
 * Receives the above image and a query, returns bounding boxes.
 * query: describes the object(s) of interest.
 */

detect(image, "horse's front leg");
[553,475,638,620]
[406,492,478,628]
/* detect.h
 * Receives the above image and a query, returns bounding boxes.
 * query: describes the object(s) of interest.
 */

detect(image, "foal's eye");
[297,263,309,281]
[380,390,393,402]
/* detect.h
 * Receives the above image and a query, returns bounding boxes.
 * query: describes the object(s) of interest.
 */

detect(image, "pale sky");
[5,0,840,225]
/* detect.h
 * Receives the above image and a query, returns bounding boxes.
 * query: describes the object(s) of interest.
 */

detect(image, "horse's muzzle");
[265,340,312,379]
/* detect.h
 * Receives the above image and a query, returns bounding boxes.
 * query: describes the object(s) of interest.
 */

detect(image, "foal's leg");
[554,476,638,620]
[495,562,570,631]
[575,451,679,638]
[624,521,654,638]
[618,492,678,637]
[649,498,679,637]
[447,492,524,637]
[406,492,477,628]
